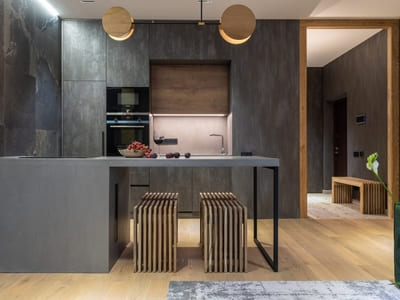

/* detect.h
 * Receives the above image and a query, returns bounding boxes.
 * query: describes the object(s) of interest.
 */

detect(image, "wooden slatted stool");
[133,192,178,272]
[200,192,247,272]
[332,177,386,214]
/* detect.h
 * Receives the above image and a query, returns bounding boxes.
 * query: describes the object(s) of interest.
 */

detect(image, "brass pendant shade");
[102,7,134,41]
[101,3,256,45]
[219,5,256,45]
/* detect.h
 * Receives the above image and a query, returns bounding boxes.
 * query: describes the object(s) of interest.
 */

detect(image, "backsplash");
[150,116,231,155]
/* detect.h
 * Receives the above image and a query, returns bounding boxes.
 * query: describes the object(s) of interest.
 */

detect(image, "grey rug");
[167,280,400,300]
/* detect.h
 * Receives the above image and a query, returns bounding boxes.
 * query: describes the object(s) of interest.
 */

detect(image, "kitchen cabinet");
[107,25,150,87]
[146,167,231,214]
[151,64,230,114]
[129,167,150,218]
[62,81,106,156]
[192,168,232,211]
[62,20,106,81]
[149,167,193,212]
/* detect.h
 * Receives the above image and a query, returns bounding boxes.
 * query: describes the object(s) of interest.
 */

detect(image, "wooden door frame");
[299,19,399,218]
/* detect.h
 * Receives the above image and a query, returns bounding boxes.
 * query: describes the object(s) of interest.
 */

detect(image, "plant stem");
[373,171,398,203]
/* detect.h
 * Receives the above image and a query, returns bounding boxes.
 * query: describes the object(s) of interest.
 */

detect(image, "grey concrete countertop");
[2,155,280,168]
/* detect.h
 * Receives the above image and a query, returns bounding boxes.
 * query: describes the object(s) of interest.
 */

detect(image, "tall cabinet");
[62,20,106,156]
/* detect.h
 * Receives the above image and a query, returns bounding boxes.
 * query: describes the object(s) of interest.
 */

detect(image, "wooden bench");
[200,192,247,272]
[331,177,386,214]
[133,192,178,272]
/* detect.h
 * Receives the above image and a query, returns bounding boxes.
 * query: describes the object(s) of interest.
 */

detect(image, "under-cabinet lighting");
[37,0,59,17]
[152,114,227,117]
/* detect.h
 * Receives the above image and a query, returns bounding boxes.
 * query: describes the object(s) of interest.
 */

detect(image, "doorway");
[333,98,347,177]
[299,20,399,218]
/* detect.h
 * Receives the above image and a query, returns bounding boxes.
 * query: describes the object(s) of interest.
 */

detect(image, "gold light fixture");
[102,7,134,41]
[101,2,256,45]
[219,5,256,45]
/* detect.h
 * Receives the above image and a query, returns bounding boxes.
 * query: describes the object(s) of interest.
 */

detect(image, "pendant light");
[101,2,256,45]
[102,7,134,41]
[219,5,256,45]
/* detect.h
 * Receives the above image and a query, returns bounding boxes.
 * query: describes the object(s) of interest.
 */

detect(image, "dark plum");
[184,152,191,158]
[166,153,174,159]
[150,153,158,158]
[174,152,180,158]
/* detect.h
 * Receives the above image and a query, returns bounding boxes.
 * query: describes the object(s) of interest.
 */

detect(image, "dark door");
[333,99,347,176]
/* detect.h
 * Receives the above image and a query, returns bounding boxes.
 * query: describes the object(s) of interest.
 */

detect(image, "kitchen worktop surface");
[1,155,279,168]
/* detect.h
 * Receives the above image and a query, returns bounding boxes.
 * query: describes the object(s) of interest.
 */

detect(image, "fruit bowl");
[118,149,145,158]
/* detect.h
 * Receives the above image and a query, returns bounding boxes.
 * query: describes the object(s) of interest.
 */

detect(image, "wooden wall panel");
[151,64,229,114]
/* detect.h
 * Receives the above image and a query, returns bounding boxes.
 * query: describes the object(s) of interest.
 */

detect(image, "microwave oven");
[107,87,149,113]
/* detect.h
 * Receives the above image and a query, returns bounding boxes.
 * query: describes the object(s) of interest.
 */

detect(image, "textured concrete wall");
[322,30,387,189]
[230,21,300,218]
[1,0,61,156]
[307,68,323,192]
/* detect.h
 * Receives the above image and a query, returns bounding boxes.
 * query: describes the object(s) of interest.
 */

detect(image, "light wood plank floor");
[0,218,394,299]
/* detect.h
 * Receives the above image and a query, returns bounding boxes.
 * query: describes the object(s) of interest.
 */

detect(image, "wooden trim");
[299,19,399,218]
[299,22,308,218]
[387,23,400,218]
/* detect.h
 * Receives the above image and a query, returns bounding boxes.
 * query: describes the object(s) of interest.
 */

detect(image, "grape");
[184,152,191,158]
[150,153,158,159]
[166,153,173,159]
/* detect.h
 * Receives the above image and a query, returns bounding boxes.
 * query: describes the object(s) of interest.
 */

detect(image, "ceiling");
[47,0,398,66]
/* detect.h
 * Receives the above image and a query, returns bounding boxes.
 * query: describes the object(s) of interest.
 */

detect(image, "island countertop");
[0,155,279,273]
[1,155,280,168]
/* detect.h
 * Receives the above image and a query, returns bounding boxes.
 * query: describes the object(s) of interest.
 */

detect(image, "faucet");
[209,134,226,155]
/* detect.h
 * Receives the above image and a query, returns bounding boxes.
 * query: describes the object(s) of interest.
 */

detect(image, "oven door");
[106,121,149,156]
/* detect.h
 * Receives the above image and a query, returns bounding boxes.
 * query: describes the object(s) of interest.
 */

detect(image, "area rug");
[167,280,400,300]
[307,193,388,219]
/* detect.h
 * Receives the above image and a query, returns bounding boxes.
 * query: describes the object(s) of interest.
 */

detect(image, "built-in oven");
[106,87,150,156]
[106,113,150,156]
[107,87,149,113]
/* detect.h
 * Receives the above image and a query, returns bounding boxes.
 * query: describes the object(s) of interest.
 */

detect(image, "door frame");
[299,19,399,218]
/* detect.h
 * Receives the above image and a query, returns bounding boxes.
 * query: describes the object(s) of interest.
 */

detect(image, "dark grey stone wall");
[0,0,4,156]
[230,21,300,218]
[307,68,323,192]
[1,0,61,156]
[322,30,387,189]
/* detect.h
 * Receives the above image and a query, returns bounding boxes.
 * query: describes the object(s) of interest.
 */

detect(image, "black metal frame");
[253,166,279,272]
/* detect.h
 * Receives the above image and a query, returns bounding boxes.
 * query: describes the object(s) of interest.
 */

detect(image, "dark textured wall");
[62,20,300,217]
[0,0,61,156]
[322,30,387,189]
[230,21,300,218]
[307,68,323,192]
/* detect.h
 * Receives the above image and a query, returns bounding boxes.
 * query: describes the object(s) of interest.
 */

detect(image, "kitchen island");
[0,156,279,272]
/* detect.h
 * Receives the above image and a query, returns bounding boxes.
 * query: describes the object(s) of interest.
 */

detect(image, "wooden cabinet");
[151,64,229,114]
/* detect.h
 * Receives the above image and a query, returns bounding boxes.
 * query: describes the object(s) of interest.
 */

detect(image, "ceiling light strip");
[37,0,59,17]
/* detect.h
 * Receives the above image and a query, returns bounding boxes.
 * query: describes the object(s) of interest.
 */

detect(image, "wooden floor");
[0,218,394,299]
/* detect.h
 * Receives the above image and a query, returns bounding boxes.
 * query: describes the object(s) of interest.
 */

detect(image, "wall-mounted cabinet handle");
[102,131,105,156]
[109,125,145,129]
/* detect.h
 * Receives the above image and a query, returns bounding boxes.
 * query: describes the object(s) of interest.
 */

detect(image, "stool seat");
[200,192,247,272]
[133,192,178,272]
